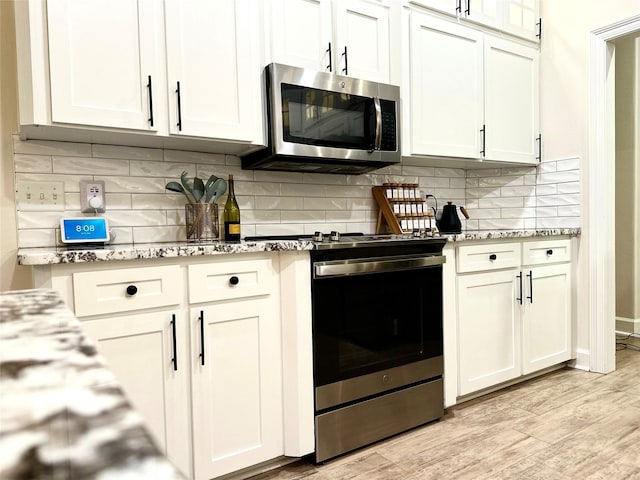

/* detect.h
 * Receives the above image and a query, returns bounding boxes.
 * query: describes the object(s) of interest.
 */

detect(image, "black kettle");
[434,201,469,234]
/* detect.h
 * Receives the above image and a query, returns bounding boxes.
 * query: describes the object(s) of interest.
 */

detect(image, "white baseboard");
[615,316,640,334]
[569,348,591,371]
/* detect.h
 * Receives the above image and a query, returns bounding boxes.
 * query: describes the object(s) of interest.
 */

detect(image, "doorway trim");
[589,14,640,373]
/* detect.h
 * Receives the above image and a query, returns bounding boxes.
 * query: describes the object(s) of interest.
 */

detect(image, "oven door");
[312,254,444,391]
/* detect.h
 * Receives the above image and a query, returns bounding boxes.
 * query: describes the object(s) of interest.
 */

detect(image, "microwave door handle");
[373,97,382,151]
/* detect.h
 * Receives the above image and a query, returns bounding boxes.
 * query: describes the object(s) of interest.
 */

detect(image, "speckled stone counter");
[17,229,580,266]
[0,289,186,480]
[18,239,315,266]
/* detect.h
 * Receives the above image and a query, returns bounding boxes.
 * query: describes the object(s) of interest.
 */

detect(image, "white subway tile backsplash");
[163,149,225,165]
[13,136,91,156]
[92,144,163,161]
[538,170,580,184]
[479,197,524,208]
[14,154,53,173]
[53,156,130,176]
[12,139,582,247]
[303,198,348,210]
[130,160,195,178]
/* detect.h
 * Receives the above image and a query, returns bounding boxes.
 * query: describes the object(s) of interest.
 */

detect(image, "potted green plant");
[166,171,227,241]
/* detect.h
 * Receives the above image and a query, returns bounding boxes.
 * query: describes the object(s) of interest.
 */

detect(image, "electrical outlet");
[80,180,106,213]
[16,181,65,211]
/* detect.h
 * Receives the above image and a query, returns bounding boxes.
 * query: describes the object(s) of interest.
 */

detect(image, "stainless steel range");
[246,232,446,462]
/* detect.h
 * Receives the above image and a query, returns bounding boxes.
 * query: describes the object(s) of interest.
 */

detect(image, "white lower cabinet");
[456,239,573,397]
[81,310,191,476]
[35,252,313,480]
[190,297,283,479]
[457,269,521,395]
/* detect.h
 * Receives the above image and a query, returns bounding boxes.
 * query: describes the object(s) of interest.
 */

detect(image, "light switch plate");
[16,181,65,211]
[80,180,106,213]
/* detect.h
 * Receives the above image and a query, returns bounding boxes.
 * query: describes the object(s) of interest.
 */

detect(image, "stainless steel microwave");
[241,63,400,175]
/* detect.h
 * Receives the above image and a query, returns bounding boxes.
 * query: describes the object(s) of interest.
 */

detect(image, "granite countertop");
[0,289,186,480]
[17,229,580,266]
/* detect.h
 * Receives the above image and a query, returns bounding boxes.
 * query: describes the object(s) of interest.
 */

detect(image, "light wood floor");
[252,340,640,480]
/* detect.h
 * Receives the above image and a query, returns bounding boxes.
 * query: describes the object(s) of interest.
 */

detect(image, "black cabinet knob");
[229,276,239,286]
[126,285,138,296]
[546,249,553,256]
[489,254,497,261]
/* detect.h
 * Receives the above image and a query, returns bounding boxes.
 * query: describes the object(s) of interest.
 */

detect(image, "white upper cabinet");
[404,8,539,164]
[164,0,264,142]
[484,36,539,163]
[333,0,391,83]
[46,0,164,130]
[502,0,540,41]
[269,0,395,84]
[409,0,540,42]
[408,12,483,158]
[269,0,333,72]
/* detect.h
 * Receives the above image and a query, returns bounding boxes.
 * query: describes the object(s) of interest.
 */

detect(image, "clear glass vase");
[185,203,219,242]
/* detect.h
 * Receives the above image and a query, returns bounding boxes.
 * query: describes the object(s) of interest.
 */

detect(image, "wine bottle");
[223,174,241,242]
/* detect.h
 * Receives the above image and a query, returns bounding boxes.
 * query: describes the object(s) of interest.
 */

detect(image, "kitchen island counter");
[0,289,186,480]
[17,228,580,266]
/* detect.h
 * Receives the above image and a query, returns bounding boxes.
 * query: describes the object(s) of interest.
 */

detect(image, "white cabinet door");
[164,0,263,142]
[457,269,521,395]
[82,311,191,477]
[409,0,460,16]
[269,0,333,72]
[333,0,391,83]
[464,0,502,30]
[521,264,572,375]
[502,0,540,41]
[46,0,163,130]
[484,36,539,164]
[191,299,283,480]
[408,12,483,158]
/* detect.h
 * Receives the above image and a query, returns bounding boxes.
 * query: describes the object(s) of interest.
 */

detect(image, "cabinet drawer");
[188,258,273,304]
[73,265,182,317]
[457,242,521,273]
[522,239,571,265]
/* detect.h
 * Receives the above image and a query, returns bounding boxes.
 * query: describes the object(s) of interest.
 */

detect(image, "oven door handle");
[314,254,445,278]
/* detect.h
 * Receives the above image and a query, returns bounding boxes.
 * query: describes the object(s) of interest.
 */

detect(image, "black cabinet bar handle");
[465,0,470,16]
[326,42,332,72]
[199,310,205,366]
[480,124,486,156]
[456,0,462,13]
[342,46,348,75]
[170,314,177,371]
[176,81,183,131]
[147,75,154,127]
[527,270,533,303]
[489,253,497,261]
[536,17,542,39]
[546,249,553,256]
[536,134,542,162]
[516,272,523,305]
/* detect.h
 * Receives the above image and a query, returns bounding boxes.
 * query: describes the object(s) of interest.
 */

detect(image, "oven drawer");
[522,239,571,265]
[73,265,182,317]
[457,242,521,273]
[188,258,273,304]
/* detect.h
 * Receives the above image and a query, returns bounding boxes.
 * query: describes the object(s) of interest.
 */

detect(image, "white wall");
[539,0,640,360]
[1,1,32,291]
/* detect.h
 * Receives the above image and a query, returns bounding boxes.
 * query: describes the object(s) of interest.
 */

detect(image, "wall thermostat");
[60,217,110,244]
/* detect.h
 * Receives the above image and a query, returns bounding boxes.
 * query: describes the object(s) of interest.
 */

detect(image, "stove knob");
[312,231,324,242]
[330,231,340,241]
